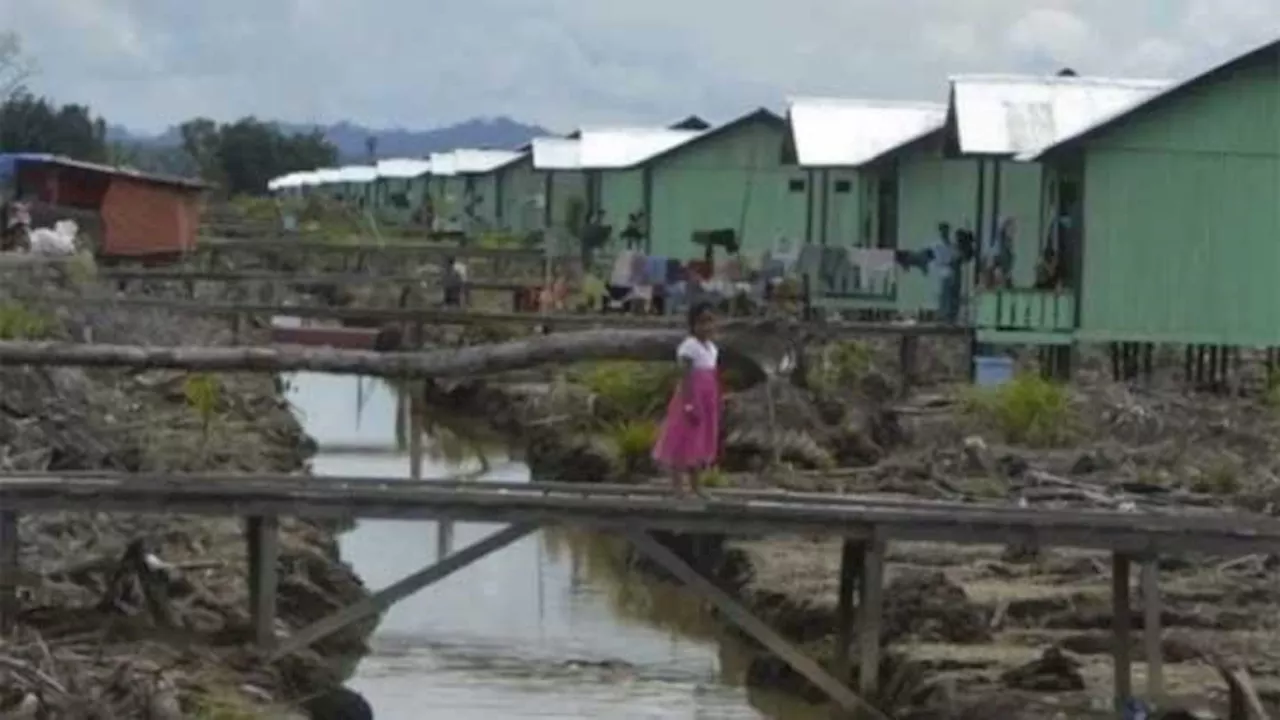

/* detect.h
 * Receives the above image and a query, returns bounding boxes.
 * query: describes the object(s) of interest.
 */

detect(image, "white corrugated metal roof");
[949,74,1170,157]
[376,158,432,179]
[453,149,525,174]
[577,127,703,169]
[787,97,947,167]
[427,152,458,176]
[305,168,342,185]
[334,165,377,183]
[1026,40,1279,160]
[531,138,581,170]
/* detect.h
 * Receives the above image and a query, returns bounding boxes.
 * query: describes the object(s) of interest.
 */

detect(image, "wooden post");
[857,541,886,706]
[436,520,455,561]
[833,541,862,692]
[271,524,534,660]
[231,312,246,345]
[897,335,918,398]
[408,388,424,482]
[1141,559,1163,702]
[246,515,280,647]
[1112,553,1132,715]
[0,510,17,635]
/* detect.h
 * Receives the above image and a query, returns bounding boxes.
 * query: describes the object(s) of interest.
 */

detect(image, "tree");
[178,117,338,196]
[0,94,108,160]
[0,32,33,103]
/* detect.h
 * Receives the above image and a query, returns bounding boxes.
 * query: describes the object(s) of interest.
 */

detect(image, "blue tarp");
[0,153,55,180]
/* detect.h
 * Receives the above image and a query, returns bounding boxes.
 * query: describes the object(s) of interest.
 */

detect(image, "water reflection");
[286,372,818,720]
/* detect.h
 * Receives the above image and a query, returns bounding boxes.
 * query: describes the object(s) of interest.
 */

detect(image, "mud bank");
[423,336,1280,719]
[0,279,371,718]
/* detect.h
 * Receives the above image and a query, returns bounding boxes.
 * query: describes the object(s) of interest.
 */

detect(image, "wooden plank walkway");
[0,472,1274,554]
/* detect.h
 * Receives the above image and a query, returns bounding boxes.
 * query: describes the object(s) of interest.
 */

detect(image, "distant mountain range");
[107,116,553,162]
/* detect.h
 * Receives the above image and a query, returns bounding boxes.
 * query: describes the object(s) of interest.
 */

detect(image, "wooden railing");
[973,289,1076,332]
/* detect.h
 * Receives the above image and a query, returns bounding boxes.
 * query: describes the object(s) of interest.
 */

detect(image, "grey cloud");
[1,0,1277,132]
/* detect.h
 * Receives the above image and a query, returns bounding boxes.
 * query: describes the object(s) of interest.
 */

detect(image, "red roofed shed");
[0,154,209,259]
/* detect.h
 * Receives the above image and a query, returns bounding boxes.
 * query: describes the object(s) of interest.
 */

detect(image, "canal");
[284,372,818,719]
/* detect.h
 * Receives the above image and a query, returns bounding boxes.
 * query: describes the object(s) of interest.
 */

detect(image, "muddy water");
[284,372,819,720]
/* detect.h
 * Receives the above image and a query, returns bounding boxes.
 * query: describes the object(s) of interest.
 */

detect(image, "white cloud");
[0,0,1276,132]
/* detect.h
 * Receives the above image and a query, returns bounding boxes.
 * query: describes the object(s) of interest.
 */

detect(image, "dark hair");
[687,302,713,331]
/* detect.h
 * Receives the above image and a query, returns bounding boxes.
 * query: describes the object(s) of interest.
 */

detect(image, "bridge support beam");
[0,510,17,635]
[856,540,885,703]
[1140,559,1163,704]
[1112,553,1132,715]
[247,514,280,647]
[624,530,886,719]
[270,523,534,661]
[833,540,861,687]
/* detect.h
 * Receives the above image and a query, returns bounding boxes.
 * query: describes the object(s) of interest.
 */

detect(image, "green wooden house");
[939,74,1169,344]
[425,152,466,234]
[578,125,723,257]
[450,149,526,236]
[373,158,432,225]
[786,98,947,312]
[531,136,587,245]
[487,148,542,236]
[1025,39,1280,348]
[596,108,805,260]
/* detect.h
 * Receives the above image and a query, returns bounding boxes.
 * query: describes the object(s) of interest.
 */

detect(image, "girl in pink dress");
[652,303,720,496]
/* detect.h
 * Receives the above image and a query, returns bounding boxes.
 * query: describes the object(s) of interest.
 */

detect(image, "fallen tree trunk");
[0,329,770,381]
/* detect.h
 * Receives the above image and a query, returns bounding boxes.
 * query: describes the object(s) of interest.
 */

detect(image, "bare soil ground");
[457,330,1280,718]
[0,272,369,718]
[719,336,1280,718]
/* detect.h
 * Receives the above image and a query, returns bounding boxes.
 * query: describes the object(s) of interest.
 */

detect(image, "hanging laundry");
[611,249,637,288]
[796,244,822,277]
[665,258,683,284]
[581,273,607,306]
[687,259,712,280]
[644,255,669,285]
[630,252,647,286]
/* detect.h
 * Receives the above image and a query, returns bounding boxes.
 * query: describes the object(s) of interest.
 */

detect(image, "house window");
[833,179,852,193]
[788,178,806,192]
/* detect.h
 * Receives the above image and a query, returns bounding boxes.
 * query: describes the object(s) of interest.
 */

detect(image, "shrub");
[963,373,1074,447]
[477,231,522,249]
[576,361,680,422]
[0,302,55,339]
[806,340,873,392]
[611,419,658,474]
[183,373,222,436]
[697,467,729,488]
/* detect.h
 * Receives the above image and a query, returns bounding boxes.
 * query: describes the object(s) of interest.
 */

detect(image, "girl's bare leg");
[669,469,686,496]
[690,469,708,498]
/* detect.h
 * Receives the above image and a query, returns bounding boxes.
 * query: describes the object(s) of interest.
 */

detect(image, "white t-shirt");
[676,337,718,369]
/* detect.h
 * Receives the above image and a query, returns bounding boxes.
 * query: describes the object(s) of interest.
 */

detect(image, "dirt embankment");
[430,334,1280,719]
[0,278,371,718]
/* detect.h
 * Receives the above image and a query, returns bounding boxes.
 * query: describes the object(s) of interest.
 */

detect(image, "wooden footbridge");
[0,335,1265,718]
[0,469,1268,718]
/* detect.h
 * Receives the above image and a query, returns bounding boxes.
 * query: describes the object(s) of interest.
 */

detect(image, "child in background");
[651,303,721,497]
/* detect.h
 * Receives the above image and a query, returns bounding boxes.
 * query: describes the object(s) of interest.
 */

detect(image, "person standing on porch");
[930,223,960,323]
[651,303,721,498]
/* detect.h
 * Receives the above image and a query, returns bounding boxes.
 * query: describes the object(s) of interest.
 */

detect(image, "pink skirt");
[652,368,720,471]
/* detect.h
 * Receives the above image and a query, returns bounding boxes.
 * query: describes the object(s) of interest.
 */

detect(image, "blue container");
[974,355,1015,387]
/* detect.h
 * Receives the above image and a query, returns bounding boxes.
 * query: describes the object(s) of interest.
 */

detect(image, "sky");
[2,0,1279,134]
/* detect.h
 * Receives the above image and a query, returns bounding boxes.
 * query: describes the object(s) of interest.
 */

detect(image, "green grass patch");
[574,361,681,422]
[962,373,1075,447]
[0,302,57,339]
[609,418,658,475]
